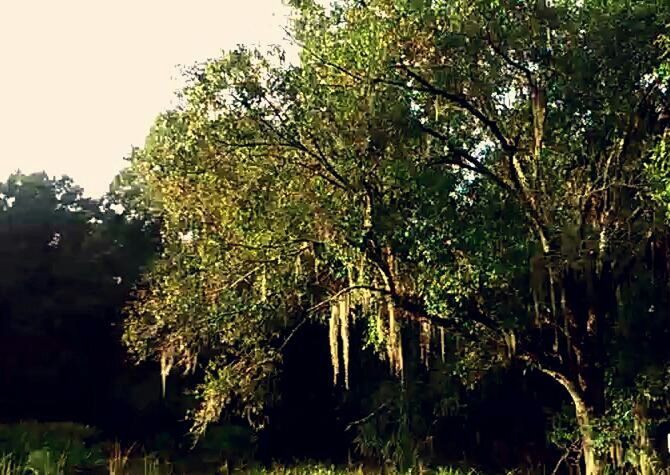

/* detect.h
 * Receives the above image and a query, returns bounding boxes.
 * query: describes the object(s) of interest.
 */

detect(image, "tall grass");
[107,442,137,475]
[0,450,66,475]
[0,454,19,475]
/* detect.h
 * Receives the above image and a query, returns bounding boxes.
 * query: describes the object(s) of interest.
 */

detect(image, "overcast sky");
[0,0,293,197]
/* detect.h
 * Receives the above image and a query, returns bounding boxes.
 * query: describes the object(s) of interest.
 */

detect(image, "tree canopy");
[123,1,670,473]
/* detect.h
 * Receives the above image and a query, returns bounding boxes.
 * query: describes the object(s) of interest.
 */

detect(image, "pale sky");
[0,0,293,197]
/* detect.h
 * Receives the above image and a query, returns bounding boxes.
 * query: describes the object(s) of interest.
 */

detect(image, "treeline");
[0,173,164,437]
[3,0,670,474]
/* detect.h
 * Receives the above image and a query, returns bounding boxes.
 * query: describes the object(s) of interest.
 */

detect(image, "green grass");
[231,464,486,474]
[0,450,66,475]
[0,455,541,475]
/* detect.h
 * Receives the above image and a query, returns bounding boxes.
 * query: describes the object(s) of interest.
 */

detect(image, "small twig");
[550,449,569,475]
[306,285,390,314]
[278,318,309,352]
[345,402,390,432]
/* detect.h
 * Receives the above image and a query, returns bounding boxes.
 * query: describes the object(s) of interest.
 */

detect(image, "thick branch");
[392,64,516,153]
[428,151,513,193]
[518,352,591,426]
[417,121,512,191]
[485,31,534,85]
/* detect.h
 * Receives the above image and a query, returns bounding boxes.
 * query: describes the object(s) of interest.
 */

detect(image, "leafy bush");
[0,422,103,470]
[195,423,257,465]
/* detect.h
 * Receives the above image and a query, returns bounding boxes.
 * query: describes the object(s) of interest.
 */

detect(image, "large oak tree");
[124,1,670,473]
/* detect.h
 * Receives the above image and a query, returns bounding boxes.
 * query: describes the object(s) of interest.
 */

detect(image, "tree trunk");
[551,259,613,474]
[582,436,604,475]
[573,394,605,475]
[634,400,654,475]
[540,368,606,475]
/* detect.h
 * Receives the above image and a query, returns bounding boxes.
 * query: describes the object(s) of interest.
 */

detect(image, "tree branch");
[485,31,534,85]
[391,64,516,153]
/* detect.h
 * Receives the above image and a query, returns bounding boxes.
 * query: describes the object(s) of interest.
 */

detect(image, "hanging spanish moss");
[375,297,384,343]
[160,347,174,399]
[376,247,402,377]
[420,319,431,368]
[560,284,572,359]
[362,286,372,315]
[440,327,446,363]
[548,268,557,318]
[357,254,366,283]
[548,268,559,353]
[339,295,350,389]
[503,330,517,360]
[386,298,395,368]
[386,298,403,377]
[329,303,340,386]
[532,289,541,326]
[322,248,408,384]
[396,321,404,379]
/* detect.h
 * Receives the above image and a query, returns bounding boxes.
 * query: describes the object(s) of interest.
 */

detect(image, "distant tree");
[0,172,158,429]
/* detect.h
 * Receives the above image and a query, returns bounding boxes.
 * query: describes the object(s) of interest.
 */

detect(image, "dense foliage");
[121,1,670,473]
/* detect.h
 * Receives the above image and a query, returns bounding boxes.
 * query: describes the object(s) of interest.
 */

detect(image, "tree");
[0,172,159,432]
[124,1,670,473]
